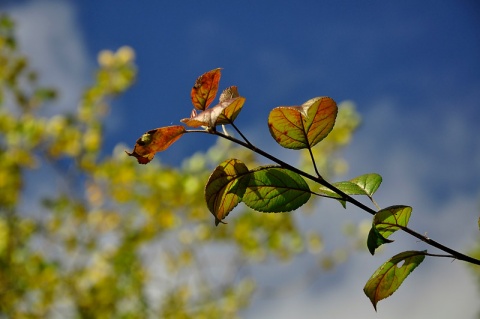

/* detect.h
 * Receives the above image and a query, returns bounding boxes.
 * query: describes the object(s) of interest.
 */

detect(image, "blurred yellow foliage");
[0,14,364,318]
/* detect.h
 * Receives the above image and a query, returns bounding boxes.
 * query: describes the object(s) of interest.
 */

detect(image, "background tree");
[0,15,362,318]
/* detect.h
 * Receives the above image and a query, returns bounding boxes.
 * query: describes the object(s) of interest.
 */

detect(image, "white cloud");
[2,0,92,211]
[6,0,92,114]
[4,0,126,147]
[245,98,480,318]
[249,253,477,319]
[4,2,479,317]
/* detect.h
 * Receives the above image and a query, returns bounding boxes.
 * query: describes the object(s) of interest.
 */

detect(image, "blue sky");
[4,0,480,318]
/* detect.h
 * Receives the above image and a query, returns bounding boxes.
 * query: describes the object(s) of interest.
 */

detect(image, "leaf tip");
[125,149,152,164]
[215,218,227,226]
[367,225,394,255]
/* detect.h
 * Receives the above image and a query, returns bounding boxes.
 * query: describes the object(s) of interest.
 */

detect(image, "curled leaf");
[367,225,394,255]
[205,162,310,224]
[219,86,239,103]
[364,250,426,310]
[367,205,412,255]
[216,97,245,125]
[191,68,222,111]
[126,125,185,164]
[205,158,250,225]
[242,166,311,213]
[181,97,245,128]
[268,96,337,150]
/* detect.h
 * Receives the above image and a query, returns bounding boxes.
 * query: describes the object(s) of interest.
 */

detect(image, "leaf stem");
[194,129,480,267]
[423,252,456,259]
[307,146,322,178]
[370,196,381,211]
[230,122,253,147]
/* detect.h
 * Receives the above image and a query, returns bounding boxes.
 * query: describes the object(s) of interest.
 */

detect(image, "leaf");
[126,125,185,164]
[205,159,250,225]
[219,86,239,103]
[349,173,382,197]
[374,205,412,238]
[367,205,412,255]
[367,225,394,255]
[242,166,311,212]
[268,96,337,150]
[206,163,311,223]
[191,68,222,111]
[316,182,349,208]
[34,88,57,101]
[317,181,360,199]
[181,97,245,128]
[316,173,382,208]
[215,97,245,125]
[318,173,382,197]
[363,250,427,310]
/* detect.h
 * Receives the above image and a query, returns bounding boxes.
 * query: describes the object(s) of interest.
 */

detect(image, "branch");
[200,129,480,267]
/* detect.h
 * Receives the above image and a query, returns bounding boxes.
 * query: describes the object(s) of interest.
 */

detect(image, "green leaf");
[367,225,394,255]
[317,173,382,207]
[0,15,15,29]
[318,173,382,197]
[34,88,57,101]
[316,182,348,208]
[331,181,366,195]
[204,163,311,224]
[317,181,364,197]
[242,166,311,213]
[367,205,412,255]
[349,173,382,197]
[268,97,337,150]
[205,159,250,225]
[364,250,426,310]
[374,205,412,238]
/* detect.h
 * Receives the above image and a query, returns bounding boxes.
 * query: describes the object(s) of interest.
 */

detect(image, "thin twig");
[191,129,480,267]
[307,146,322,178]
[230,121,253,147]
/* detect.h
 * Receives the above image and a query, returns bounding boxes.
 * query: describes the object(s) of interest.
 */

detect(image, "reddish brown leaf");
[126,125,186,164]
[191,68,222,111]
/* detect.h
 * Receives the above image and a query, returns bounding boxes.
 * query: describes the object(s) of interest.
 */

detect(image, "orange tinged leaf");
[126,125,186,164]
[181,97,245,128]
[215,97,245,125]
[191,68,222,111]
[268,97,337,150]
[364,250,426,310]
[205,158,250,225]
